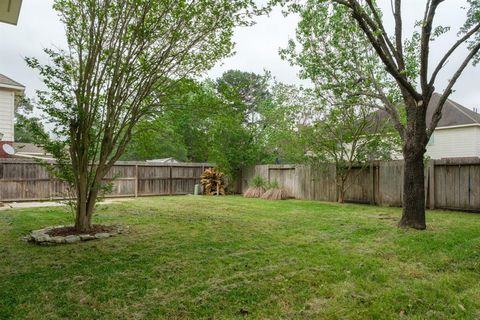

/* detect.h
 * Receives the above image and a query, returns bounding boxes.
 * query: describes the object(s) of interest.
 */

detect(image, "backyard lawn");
[1,196,480,319]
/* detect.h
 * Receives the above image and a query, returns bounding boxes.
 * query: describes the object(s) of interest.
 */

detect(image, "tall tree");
[122,73,274,178]
[120,119,188,161]
[262,83,317,164]
[121,79,212,162]
[27,0,259,232]
[216,70,272,128]
[278,0,480,229]
[210,70,273,178]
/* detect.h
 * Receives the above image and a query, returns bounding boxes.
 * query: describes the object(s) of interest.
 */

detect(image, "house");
[425,93,480,159]
[146,158,180,164]
[0,74,25,157]
[0,0,23,25]
[374,93,480,160]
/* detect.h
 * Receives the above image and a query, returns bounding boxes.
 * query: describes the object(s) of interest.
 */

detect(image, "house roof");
[375,93,480,129]
[13,142,47,155]
[0,73,25,91]
[426,93,480,127]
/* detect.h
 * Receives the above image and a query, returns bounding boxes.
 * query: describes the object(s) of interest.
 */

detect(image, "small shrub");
[261,180,289,200]
[244,175,266,198]
[267,180,279,189]
[251,175,266,188]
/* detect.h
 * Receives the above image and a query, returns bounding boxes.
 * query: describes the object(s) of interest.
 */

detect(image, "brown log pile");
[200,168,225,196]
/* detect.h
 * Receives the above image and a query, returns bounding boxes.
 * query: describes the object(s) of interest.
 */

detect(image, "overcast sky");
[1,0,479,109]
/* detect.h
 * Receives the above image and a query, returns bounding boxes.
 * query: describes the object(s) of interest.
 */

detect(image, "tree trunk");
[75,205,92,232]
[400,149,426,229]
[74,170,91,232]
[73,170,98,232]
[74,194,99,232]
[337,176,345,203]
[399,103,428,230]
[338,190,345,203]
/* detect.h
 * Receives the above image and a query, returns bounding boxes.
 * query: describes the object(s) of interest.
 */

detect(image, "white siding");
[426,126,480,159]
[0,89,14,141]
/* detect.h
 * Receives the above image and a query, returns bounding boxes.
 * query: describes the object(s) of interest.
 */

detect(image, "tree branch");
[334,0,422,100]
[429,22,480,87]
[420,0,444,93]
[427,41,480,138]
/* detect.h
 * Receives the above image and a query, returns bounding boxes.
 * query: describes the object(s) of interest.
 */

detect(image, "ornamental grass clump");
[261,180,289,200]
[243,175,266,198]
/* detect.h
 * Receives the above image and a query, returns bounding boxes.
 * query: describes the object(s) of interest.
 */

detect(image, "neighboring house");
[374,93,480,160]
[0,73,24,157]
[425,93,480,159]
[0,0,23,25]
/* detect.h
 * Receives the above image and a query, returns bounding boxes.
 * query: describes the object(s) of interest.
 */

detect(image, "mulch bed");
[47,224,114,237]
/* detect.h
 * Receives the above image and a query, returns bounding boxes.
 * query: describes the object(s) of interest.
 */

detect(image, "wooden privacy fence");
[241,158,480,212]
[0,159,211,202]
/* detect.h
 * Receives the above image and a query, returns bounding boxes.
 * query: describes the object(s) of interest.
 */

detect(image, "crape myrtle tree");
[278,0,480,229]
[27,0,260,232]
[302,103,398,203]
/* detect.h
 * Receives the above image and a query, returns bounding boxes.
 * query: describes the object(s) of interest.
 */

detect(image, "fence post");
[429,161,435,209]
[169,165,173,195]
[334,165,338,202]
[134,165,138,197]
[49,174,53,200]
[370,162,375,205]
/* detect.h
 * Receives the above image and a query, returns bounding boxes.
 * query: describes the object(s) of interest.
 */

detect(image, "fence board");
[377,161,403,207]
[269,166,296,197]
[344,167,371,204]
[469,165,480,210]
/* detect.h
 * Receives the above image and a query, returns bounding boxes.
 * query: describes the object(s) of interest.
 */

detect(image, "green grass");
[1,196,480,319]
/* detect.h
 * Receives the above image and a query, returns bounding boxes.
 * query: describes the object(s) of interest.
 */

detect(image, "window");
[427,132,435,146]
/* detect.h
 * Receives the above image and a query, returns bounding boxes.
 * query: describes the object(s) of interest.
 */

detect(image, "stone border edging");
[23,225,129,245]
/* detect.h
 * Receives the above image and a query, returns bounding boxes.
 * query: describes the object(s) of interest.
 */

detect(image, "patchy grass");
[1,196,480,319]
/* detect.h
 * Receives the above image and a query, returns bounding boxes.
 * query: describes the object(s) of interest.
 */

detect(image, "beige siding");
[0,89,14,141]
[426,126,480,159]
